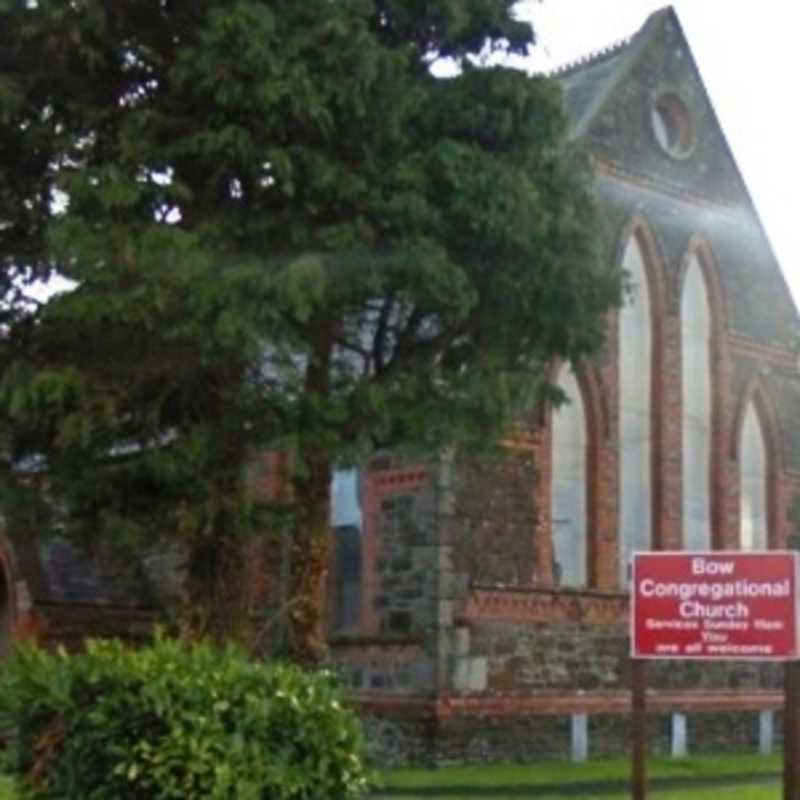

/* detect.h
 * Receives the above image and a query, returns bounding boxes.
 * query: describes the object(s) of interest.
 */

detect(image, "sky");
[511,1,800,306]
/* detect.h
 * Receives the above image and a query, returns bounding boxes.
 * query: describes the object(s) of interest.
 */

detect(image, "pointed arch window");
[619,237,653,582]
[740,403,768,551]
[681,255,712,550]
[551,367,587,587]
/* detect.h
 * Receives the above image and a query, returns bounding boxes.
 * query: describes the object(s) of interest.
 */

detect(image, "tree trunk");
[287,455,332,665]
[285,314,335,665]
[181,529,253,646]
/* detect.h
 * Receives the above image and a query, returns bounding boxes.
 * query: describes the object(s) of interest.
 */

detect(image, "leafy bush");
[0,635,368,799]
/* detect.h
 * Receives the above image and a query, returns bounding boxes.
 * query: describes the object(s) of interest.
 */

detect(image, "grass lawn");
[0,755,784,800]
[655,788,778,800]
[0,763,781,800]
[373,787,780,800]
[375,753,782,799]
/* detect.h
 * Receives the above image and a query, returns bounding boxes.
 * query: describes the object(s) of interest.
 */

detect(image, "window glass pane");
[551,367,587,586]
[740,404,768,550]
[681,257,712,550]
[331,469,362,529]
[619,238,652,582]
[331,469,362,631]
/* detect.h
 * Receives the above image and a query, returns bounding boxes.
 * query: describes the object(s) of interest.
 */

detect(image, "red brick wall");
[528,214,800,594]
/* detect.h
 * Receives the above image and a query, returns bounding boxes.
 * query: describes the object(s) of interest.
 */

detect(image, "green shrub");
[0,635,368,799]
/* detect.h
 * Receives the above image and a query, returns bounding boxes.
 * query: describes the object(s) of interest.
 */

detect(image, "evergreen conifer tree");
[0,0,620,661]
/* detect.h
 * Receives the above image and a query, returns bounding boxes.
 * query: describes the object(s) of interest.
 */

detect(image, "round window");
[651,93,694,158]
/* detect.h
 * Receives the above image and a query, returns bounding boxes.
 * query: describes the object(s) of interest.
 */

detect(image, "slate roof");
[555,10,669,140]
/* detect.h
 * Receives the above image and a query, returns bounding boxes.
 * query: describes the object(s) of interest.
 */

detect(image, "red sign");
[631,552,800,661]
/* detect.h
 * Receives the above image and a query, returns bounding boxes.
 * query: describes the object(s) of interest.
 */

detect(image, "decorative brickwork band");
[459,586,627,625]
[357,689,784,719]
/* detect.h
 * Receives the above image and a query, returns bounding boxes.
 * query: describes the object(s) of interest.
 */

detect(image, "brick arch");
[573,364,611,588]
[615,212,670,325]
[676,236,730,550]
[676,235,729,334]
[547,363,595,588]
[575,363,611,445]
[540,359,612,590]
[543,359,609,442]
[731,373,782,549]
[731,372,782,467]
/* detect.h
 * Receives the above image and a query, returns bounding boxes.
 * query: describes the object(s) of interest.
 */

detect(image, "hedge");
[0,635,368,799]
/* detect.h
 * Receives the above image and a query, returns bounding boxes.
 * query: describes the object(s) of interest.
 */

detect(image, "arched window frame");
[676,238,727,550]
[732,377,780,550]
[549,364,601,588]
[615,217,666,585]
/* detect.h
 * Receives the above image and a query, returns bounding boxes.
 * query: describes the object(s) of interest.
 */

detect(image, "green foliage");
[0,0,622,649]
[0,636,368,799]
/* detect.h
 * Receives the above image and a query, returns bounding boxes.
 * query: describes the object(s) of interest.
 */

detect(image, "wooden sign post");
[631,658,647,800]
[630,551,800,799]
[785,660,800,800]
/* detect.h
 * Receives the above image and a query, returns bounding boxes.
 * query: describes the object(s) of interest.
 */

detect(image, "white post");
[571,713,588,762]
[759,709,774,756]
[671,713,688,758]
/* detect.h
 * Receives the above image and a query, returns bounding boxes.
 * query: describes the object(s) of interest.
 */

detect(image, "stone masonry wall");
[450,449,538,586]
[332,461,443,695]
[463,612,782,694]
[359,706,782,766]
[469,618,627,692]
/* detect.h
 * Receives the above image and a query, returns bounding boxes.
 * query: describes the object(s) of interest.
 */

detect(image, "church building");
[0,4,796,766]
[328,6,800,763]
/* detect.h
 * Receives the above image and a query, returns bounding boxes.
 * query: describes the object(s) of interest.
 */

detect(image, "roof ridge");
[546,34,634,79]
[545,6,673,79]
